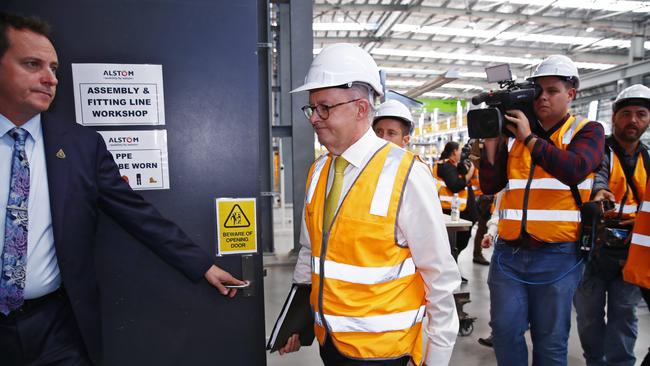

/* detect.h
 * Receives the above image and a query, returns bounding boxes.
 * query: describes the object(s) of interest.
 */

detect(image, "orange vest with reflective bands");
[433,160,468,211]
[607,147,647,219]
[623,178,650,289]
[304,144,425,364]
[498,116,594,243]
[470,168,482,197]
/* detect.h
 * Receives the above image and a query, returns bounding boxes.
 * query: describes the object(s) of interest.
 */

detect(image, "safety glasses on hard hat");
[301,98,361,120]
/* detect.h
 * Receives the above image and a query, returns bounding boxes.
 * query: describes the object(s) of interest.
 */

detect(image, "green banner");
[419,99,466,113]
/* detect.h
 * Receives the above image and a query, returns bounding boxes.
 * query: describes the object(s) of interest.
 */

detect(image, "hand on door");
[204,265,246,297]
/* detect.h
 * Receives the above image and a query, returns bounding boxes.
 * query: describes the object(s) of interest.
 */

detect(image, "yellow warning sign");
[216,198,257,255]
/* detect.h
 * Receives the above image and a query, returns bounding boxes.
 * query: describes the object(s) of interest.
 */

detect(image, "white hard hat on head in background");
[290,43,383,96]
[613,84,650,114]
[373,100,414,134]
[528,54,580,89]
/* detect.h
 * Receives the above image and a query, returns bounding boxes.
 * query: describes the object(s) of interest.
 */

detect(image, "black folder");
[266,283,315,352]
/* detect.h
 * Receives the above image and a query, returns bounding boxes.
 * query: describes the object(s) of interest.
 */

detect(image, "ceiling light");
[312,23,378,31]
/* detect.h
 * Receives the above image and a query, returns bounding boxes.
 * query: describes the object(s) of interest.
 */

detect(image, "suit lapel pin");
[56,149,66,159]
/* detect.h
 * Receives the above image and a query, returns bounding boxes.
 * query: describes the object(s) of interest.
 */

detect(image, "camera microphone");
[471,91,493,105]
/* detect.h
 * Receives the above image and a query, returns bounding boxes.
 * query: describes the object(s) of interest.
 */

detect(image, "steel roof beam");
[313,4,636,33]
[314,36,628,64]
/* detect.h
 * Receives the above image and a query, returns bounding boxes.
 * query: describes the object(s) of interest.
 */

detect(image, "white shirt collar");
[339,127,387,169]
[0,113,41,142]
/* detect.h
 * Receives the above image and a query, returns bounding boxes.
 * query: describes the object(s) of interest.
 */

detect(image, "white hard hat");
[528,54,580,89]
[290,43,383,96]
[373,100,414,134]
[613,84,650,113]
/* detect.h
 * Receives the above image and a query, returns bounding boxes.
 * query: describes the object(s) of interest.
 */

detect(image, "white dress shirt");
[293,128,460,365]
[0,114,60,299]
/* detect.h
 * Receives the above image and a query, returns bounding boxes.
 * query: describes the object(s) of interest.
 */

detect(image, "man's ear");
[356,98,370,121]
[403,134,411,146]
[567,87,577,101]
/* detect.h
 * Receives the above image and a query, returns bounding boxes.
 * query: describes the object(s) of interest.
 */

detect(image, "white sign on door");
[72,63,165,126]
[98,130,170,190]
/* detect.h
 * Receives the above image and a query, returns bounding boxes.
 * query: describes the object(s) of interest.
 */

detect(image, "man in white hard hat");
[479,54,605,365]
[574,84,649,366]
[373,99,413,148]
[278,43,460,366]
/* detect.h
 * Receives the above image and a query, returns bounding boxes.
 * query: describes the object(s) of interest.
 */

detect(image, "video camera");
[467,64,541,139]
[457,143,473,175]
[580,200,632,257]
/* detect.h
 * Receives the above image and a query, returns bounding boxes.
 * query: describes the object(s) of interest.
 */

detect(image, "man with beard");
[574,84,650,366]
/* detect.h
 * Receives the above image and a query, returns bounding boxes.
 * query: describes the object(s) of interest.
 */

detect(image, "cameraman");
[574,84,649,366]
[434,141,477,263]
[479,54,605,366]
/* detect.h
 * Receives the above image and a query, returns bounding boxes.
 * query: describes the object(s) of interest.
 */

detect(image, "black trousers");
[0,289,92,366]
[319,336,411,366]
[472,194,494,258]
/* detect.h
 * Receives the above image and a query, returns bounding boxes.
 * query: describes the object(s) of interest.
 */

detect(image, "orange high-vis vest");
[433,161,468,211]
[304,144,425,365]
[607,146,647,219]
[498,115,594,243]
[623,178,650,289]
[470,168,482,197]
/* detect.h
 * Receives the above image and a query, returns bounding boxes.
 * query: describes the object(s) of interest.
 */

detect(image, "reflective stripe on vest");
[614,203,639,215]
[306,155,328,204]
[499,115,593,243]
[500,209,581,222]
[312,256,416,285]
[314,305,426,333]
[304,144,425,364]
[507,178,593,191]
[370,148,407,217]
[632,232,650,247]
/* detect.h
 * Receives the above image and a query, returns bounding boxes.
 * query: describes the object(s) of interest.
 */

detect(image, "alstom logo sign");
[103,70,134,77]
[108,136,140,144]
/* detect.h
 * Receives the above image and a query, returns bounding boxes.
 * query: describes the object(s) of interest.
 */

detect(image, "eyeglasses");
[301,98,361,120]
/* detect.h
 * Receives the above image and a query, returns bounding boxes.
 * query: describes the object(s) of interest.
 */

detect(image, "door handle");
[241,254,255,297]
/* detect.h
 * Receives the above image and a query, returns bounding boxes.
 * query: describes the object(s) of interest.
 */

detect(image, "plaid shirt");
[480,114,605,195]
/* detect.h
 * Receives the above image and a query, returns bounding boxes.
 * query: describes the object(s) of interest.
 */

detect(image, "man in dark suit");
[0,12,245,365]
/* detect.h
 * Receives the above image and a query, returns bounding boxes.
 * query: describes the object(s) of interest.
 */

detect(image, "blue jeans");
[488,241,583,366]
[574,255,642,366]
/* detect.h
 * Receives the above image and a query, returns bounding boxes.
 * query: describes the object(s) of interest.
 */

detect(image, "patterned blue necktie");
[0,128,30,315]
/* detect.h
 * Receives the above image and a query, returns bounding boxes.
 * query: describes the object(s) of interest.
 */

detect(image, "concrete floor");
[263,207,649,366]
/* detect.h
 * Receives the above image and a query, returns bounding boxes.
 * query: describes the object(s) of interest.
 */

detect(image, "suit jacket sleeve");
[93,133,213,282]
